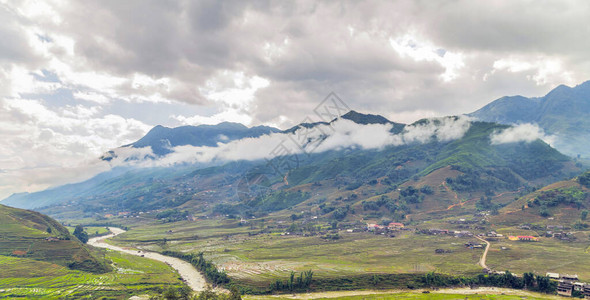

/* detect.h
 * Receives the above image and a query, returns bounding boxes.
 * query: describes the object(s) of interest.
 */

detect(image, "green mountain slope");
[496,171,590,226]
[3,117,580,223]
[0,204,110,273]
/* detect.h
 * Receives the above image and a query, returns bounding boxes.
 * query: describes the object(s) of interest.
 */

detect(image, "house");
[428,229,449,235]
[547,225,564,230]
[562,274,580,281]
[546,272,560,279]
[387,222,404,230]
[454,230,473,237]
[465,242,484,249]
[556,274,585,297]
[367,223,381,231]
[11,250,26,256]
[558,280,574,297]
[45,237,59,242]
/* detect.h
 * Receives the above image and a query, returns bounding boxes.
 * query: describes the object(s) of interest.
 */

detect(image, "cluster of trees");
[332,206,350,220]
[73,225,88,244]
[579,172,590,188]
[361,185,432,217]
[422,271,556,293]
[399,186,429,203]
[446,167,520,193]
[163,251,229,286]
[476,196,500,213]
[156,209,190,222]
[528,187,587,217]
[269,270,314,292]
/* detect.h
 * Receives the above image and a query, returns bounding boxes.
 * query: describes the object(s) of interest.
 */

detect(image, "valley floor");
[105,216,590,290]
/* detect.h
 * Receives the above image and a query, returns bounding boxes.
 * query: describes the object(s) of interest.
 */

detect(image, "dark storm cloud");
[14,0,587,124]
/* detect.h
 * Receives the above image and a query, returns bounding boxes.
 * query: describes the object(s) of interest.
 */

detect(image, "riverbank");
[88,227,209,292]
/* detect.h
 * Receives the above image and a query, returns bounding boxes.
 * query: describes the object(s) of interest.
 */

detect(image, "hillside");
[2,116,581,223]
[495,171,590,226]
[469,80,590,158]
[0,204,110,273]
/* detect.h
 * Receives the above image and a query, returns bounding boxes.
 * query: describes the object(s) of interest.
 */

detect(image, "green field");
[102,212,590,290]
[108,218,485,288]
[485,236,590,278]
[0,249,185,299]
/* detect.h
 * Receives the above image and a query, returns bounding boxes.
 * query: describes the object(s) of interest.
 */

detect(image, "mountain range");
[3,82,590,225]
[469,80,590,158]
[2,115,582,224]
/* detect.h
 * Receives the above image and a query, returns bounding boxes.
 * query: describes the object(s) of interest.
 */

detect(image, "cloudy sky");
[1,0,590,199]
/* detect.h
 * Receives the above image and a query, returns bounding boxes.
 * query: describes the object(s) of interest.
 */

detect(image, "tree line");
[162,251,229,286]
[422,271,556,293]
[269,270,314,292]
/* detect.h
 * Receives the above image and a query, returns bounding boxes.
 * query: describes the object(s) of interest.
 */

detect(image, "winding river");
[87,227,208,292]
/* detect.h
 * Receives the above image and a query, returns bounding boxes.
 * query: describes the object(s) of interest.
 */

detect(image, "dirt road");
[88,227,209,292]
[474,235,491,269]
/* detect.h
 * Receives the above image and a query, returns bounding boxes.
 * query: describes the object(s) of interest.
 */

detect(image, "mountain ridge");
[2,117,580,221]
[469,80,590,158]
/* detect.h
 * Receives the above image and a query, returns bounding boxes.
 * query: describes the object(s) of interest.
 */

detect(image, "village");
[361,218,590,299]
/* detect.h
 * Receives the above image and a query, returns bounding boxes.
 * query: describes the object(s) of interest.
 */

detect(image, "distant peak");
[341,110,392,125]
[147,124,170,133]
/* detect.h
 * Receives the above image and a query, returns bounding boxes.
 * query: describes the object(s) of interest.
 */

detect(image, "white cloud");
[110,116,472,169]
[73,91,110,104]
[390,34,465,82]
[492,56,575,86]
[172,110,253,127]
[489,123,555,145]
[0,97,151,199]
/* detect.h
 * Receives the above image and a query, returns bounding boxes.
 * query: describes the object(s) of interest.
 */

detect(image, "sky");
[1,0,590,199]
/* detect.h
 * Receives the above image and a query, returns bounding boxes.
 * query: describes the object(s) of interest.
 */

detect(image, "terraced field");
[0,250,185,299]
